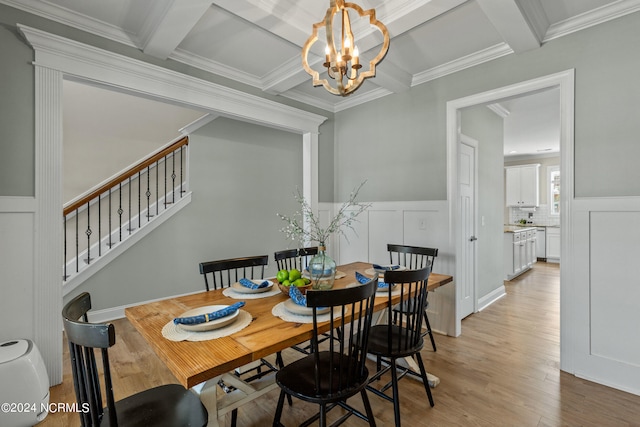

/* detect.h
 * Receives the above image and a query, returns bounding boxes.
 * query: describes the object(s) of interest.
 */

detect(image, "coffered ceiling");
[4,0,640,113]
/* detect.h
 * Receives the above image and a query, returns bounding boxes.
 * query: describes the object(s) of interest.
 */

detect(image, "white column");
[34,65,64,385]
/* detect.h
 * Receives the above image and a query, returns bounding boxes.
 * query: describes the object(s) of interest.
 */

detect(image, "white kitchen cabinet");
[504,227,536,280]
[505,164,540,207]
[546,226,560,262]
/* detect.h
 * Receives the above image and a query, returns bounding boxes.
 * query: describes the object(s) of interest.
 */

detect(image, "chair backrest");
[62,292,118,427]
[199,255,268,291]
[305,275,378,396]
[387,244,438,270]
[274,247,318,271]
[382,267,431,353]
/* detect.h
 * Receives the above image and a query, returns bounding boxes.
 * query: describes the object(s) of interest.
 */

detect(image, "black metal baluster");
[146,166,152,220]
[85,201,92,264]
[138,171,141,229]
[156,160,159,216]
[118,182,123,242]
[180,146,185,195]
[98,194,102,257]
[75,210,79,274]
[128,176,133,234]
[164,155,168,207]
[108,188,113,248]
[172,151,176,203]
[63,216,67,281]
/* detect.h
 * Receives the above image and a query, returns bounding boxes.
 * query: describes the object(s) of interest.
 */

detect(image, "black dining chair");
[274,247,319,272]
[387,244,439,351]
[366,267,434,427]
[62,292,208,427]
[274,247,336,355]
[273,275,379,427]
[198,255,288,425]
[199,254,269,291]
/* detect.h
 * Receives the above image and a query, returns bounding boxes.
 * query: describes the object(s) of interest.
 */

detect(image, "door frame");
[458,134,479,319]
[446,69,574,373]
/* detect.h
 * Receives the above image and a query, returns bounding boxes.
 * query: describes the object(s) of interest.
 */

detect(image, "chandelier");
[302,0,390,96]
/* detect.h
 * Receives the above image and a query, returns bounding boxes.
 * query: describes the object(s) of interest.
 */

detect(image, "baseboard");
[477,285,506,312]
[86,288,203,323]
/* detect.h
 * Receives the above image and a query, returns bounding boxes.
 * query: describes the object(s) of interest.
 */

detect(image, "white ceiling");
[6,0,640,113]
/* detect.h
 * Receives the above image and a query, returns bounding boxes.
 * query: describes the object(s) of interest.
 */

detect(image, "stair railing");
[63,136,189,281]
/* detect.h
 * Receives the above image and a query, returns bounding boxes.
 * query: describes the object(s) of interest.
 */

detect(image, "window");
[548,166,560,216]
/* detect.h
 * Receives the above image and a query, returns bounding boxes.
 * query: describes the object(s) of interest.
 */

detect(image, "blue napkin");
[239,278,270,289]
[356,271,389,289]
[173,301,245,325]
[372,264,401,271]
[289,285,307,306]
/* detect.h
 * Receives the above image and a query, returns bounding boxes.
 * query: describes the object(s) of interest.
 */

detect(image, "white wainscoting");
[0,198,37,345]
[570,198,640,395]
[318,200,456,336]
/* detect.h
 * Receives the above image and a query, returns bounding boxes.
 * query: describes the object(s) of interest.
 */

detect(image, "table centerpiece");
[278,182,370,290]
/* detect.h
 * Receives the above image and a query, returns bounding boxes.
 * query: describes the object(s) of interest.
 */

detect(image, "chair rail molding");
[18,24,327,386]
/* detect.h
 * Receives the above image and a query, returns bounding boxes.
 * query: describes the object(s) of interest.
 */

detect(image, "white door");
[458,135,476,319]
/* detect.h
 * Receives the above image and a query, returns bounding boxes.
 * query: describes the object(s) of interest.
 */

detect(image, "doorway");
[446,70,574,342]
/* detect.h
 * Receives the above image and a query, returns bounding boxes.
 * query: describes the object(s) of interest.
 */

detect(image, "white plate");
[231,279,274,294]
[176,305,240,332]
[364,266,407,276]
[283,299,330,316]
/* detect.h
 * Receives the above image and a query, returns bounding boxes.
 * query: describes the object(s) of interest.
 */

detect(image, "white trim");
[446,70,575,348]
[86,287,204,323]
[17,25,327,134]
[477,285,506,312]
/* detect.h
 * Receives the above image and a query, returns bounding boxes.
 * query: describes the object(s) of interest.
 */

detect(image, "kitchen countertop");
[504,225,537,233]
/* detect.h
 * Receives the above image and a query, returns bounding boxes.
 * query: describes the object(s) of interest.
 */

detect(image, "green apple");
[288,268,302,282]
[293,278,307,287]
[276,269,289,283]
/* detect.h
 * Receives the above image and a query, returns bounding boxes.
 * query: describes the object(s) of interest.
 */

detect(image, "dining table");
[125,261,453,425]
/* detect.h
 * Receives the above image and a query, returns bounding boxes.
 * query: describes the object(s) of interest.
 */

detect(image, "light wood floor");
[39,262,640,426]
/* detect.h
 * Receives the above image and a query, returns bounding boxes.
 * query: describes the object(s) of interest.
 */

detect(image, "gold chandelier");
[302,0,390,96]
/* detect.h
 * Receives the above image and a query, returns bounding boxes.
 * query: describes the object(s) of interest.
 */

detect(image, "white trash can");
[0,340,50,427]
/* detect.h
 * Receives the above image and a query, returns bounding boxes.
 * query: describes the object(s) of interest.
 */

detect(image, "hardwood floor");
[39,262,640,426]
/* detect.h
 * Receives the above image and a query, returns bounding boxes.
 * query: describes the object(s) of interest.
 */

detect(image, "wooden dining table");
[125,261,452,424]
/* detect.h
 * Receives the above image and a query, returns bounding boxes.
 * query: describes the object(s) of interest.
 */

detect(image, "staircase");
[63,136,191,295]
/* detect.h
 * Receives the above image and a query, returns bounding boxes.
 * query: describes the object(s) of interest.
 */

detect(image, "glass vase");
[308,245,336,290]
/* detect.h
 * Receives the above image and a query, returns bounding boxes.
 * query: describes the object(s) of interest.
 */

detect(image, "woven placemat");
[222,287,281,300]
[346,281,403,297]
[162,310,252,342]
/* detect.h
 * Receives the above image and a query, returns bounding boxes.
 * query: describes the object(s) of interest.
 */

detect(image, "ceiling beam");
[142,0,212,59]
[475,0,541,53]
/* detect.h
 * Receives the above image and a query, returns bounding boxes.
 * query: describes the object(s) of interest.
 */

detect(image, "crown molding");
[0,0,141,47]
[544,0,640,42]
[412,43,513,87]
[333,87,394,112]
[169,48,263,89]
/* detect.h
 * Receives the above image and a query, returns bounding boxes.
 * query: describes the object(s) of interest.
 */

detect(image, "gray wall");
[332,10,640,201]
[65,117,304,310]
[0,23,34,196]
[461,105,505,300]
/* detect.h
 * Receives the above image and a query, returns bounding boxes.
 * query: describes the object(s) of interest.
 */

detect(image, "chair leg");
[272,390,286,427]
[319,403,327,427]
[415,352,435,407]
[361,389,377,427]
[390,359,402,427]
[231,408,238,427]
[422,310,437,351]
[275,352,293,407]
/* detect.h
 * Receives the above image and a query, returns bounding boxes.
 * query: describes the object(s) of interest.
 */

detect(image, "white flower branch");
[278,181,371,246]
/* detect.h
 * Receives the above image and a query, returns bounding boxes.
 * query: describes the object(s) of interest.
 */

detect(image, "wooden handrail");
[63,137,189,216]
